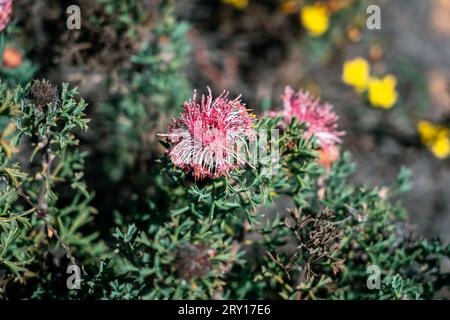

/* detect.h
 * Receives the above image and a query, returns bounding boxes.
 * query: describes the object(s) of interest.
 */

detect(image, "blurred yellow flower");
[342,57,370,92]
[417,120,450,159]
[418,120,438,142]
[301,4,329,37]
[222,0,248,10]
[431,137,450,159]
[368,75,398,109]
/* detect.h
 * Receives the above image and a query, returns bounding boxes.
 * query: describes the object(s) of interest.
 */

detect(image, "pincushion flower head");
[0,0,12,32]
[269,86,344,170]
[160,88,256,180]
[281,86,344,149]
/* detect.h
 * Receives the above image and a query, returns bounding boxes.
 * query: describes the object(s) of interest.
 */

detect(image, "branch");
[15,186,77,266]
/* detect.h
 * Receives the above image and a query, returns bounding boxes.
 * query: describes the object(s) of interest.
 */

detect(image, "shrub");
[0,0,449,300]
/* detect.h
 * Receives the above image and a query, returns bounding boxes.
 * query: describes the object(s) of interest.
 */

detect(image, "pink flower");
[160,88,256,180]
[278,86,344,149]
[0,0,12,32]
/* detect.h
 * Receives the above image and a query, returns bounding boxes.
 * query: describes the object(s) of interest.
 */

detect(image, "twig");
[293,261,309,300]
[331,215,353,225]
[15,186,77,266]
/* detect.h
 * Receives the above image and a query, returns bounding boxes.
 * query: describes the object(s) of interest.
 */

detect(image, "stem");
[15,186,77,266]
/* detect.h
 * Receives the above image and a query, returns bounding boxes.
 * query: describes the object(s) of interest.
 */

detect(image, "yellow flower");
[342,57,370,92]
[417,120,450,159]
[431,136,450,159]
[222,0,248,10]
[418,120,437,142]
[301,4,329,37]
[368,75,398,109]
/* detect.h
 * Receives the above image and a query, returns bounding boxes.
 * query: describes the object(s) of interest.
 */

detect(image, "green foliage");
[80,114,449,300]
[0,80,106,299]
[96,1,191,182]
[246,153,449,300]
[0,0,448,301]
